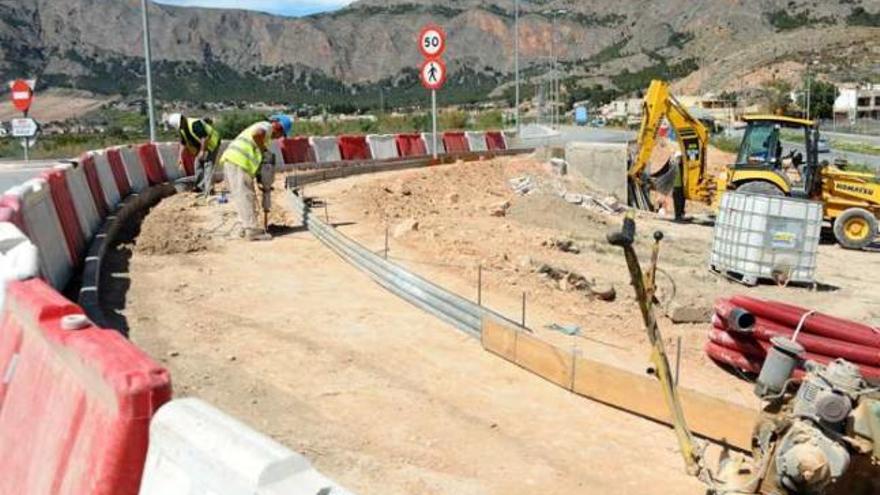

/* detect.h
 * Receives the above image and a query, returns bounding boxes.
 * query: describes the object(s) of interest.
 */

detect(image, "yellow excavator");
[629,80,880,249]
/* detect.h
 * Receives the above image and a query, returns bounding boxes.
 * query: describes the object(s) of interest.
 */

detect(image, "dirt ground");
[304,155,880,403]
[110,154,880,494]
[111,191,706,495]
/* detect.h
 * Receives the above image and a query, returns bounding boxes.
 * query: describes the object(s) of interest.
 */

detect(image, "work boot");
[245,229,272,242]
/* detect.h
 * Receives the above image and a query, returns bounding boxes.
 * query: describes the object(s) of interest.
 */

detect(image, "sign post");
[9,79,36,161]
[418,25,447,160]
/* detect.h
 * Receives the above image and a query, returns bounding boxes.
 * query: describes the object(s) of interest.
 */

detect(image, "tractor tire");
[736,181,785,197]
[833,208,878,250]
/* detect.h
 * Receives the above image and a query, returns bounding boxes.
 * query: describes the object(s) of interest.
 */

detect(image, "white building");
[833,84,880,120]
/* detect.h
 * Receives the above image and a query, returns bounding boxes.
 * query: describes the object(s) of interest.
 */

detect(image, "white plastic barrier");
[465,131,488,152]
[59,163,101,241]
[92,151,122,210]
[120,145,149,193]
[155,142,183,181]
[310,136,342,163]
[139,398,355,495]
[0,222,38,312]
[421,132,445,156]
[8,179,73,289]
[366,134,399,160]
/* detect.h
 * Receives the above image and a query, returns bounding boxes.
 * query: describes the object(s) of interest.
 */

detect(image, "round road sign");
[420,58,447,91]
[9,79,33,113]
[418,25,446,59]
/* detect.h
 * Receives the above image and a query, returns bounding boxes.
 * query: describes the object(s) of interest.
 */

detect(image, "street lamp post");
[514,0,520,136]
[141,0,157,142]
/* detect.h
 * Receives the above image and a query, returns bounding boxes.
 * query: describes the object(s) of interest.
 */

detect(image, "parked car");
[817,136,831,154]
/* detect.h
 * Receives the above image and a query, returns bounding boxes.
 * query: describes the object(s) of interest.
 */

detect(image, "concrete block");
[564,142,629,202]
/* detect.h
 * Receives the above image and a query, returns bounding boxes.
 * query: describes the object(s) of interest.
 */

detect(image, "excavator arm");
[629,80,711,210]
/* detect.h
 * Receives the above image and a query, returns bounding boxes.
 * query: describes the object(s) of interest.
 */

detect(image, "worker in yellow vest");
[219,116,291,241]
[166,113,222,196]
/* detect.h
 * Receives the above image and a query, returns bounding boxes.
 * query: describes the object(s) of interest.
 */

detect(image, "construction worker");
[219,115,292,241]
[166,113,222,196]
[671,151,686,222]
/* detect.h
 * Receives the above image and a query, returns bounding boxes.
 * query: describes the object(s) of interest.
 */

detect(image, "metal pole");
[552,13,557,128]
[431,89,438,159]
[477,265,482,305]
[521,292,526,327]
[141,0,157,142]
[514,0,520,136]
[806,66,811,121]
[384,226,389,259]
[22,139,29,162]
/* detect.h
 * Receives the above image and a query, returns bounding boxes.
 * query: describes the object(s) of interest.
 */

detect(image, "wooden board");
[481,316,758,451]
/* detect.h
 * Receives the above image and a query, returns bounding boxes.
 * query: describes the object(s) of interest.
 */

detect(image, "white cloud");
[154,0,355,17]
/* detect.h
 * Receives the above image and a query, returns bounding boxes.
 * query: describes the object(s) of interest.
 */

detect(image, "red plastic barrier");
[136,143,169,186]
[395,133,427,157]
[729,295,880,348]
[79,153,109,218]
[0,194,25,234]
[39,169,85,267]
[338,135,372,161]
[181,149,196,176]
[485,131,507,151]
[278,137,315,164]
[0,279,171,494]
[442,132,469,154]
[103,149,132,199]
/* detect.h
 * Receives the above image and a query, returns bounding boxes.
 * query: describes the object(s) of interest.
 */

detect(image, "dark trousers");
[673,186,686,220]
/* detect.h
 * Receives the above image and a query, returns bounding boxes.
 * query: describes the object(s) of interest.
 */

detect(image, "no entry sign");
[9,79,34,113]
[418,25,446,59]
[420,58,447,91]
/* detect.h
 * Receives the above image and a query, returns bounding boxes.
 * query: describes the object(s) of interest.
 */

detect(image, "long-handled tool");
[258,157,276,232]
[607,211,705,476]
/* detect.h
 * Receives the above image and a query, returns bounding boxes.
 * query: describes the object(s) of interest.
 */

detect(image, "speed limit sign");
[418,25,446,59]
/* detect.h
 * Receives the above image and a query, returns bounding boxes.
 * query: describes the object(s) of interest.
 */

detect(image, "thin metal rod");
[384,226,389,259]
[324,202,329,223]
[477,265,482,305]
[431,89,438,159]
[675,336,682,386]
[521,292,526,327]
[514,0,520,136]
[141,0,157,142]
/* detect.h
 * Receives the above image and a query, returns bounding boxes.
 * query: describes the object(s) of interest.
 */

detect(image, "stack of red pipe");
[706,295,880,383]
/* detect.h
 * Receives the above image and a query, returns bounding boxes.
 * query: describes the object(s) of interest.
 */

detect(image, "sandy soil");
[111,191,706,495]
[305,156,880,405]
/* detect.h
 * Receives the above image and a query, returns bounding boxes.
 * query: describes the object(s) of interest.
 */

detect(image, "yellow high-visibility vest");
[179,118,221,155]
[220,122,270,177]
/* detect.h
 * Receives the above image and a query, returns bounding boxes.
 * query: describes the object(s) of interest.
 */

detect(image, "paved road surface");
[0,160,58,192]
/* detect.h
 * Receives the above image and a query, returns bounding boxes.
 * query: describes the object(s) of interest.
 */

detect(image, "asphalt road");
[0,160,58,192]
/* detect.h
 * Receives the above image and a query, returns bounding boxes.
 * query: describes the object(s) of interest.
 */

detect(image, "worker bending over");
[166,113,222,196]
[219,115,292,241]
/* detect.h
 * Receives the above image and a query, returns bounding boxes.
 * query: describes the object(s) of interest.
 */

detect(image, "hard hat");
[269,114,293,137]
[166,113,183,129]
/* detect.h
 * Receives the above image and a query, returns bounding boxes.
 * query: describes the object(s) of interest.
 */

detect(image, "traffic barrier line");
[139,398,355,495]
[93,151,123,210]
[40,167,86,268]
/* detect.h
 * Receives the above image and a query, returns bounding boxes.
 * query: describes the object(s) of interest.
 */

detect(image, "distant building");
[600,98,643,124]
[833,84,880,121]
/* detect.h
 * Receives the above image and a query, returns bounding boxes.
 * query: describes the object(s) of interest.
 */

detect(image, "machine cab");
[728,116,820,197]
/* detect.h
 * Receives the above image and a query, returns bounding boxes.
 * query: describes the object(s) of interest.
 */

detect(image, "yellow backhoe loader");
[630,80,880,249]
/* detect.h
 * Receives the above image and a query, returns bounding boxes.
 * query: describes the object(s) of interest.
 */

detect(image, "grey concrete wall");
[564,142,629,201]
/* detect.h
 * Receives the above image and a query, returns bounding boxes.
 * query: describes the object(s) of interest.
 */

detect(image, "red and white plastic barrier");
[485,131,507,151]
[79,153,110,218]
[105,148,133,199]
[119,145,149,193]
[0,278,171,495]
[154,142,184,181]
[139,398,354,495]
[93,151,123,210]
[136,143,169,186]
[56,162,102,242]
[366,134,399,160]
[442,132,469,154]
[421,132,445,156]
[310,136,343,163]
[338,135,372,161]
[39,167,86,267]
[395,133,427,157]
[465,131,488,153]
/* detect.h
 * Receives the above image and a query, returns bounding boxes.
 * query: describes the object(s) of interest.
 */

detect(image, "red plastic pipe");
[728,296,880,348]
[713,312,880,367]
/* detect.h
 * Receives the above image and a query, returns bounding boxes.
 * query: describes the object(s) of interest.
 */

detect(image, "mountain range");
[0,0,878,110]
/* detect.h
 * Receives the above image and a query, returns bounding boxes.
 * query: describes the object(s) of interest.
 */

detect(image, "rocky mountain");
[0,0,878,108]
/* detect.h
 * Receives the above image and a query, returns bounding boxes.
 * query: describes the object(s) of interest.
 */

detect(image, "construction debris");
[508,176,535,195]
[546,323,581,336]
[490,200,511,217]
[536,263,616,301]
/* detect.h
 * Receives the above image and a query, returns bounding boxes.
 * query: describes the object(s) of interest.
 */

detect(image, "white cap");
[166,113,183,129]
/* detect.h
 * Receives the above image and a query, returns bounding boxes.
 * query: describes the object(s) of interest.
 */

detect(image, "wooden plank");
[481,316,758,451]
[514,331,575,390]
[481,317,517,361]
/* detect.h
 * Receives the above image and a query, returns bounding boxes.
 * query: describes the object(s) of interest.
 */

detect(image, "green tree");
[796,80,838,120]
[758,80,795,115]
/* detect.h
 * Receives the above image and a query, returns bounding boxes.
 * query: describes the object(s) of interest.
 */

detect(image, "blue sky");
[153,0,355,17]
